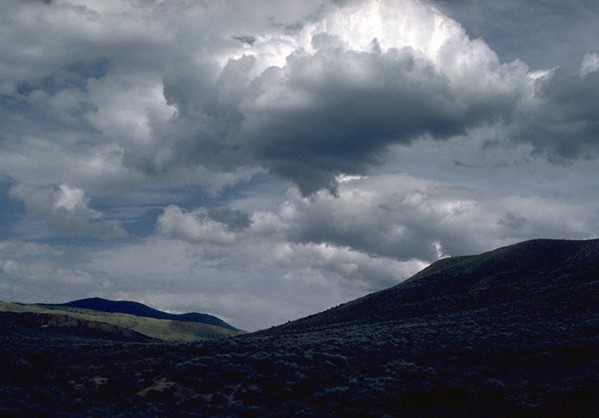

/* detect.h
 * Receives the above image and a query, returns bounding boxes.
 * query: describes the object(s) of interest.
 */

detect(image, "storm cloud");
[159,0,533,194]
[3,0,589,198]
[511,67,599,160]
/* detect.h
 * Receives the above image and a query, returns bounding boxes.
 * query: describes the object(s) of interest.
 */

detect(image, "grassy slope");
[0,301,244,341]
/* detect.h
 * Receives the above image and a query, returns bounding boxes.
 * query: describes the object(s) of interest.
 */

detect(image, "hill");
[54,297,239,331]
[0,238,597,417]
[0,300,244,342]
[266,238,599,333]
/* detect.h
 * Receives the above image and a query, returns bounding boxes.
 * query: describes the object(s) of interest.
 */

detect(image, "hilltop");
[52,297,239,331]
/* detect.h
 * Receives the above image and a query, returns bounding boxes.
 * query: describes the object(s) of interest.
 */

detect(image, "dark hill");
[266,238,599,333]
[53,297,238,331]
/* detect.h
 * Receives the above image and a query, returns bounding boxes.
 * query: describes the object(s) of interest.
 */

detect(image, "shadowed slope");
[267,238,599,333]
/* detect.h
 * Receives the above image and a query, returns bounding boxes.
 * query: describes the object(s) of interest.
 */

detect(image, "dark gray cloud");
[207,207,252,232]
[242,48,500,194]
[159,1,531,195]
[511,68,599,160]
[1,0,595,199]
[498,212,529,231]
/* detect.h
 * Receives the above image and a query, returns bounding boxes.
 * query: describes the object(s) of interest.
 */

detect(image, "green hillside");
[0,301,244,341]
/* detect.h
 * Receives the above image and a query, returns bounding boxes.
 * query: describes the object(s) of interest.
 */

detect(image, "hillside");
[0,311,153,342]
[266,238,599,333]
[0,300,244,342]
[55,297,239,331]
[0,238,597,417]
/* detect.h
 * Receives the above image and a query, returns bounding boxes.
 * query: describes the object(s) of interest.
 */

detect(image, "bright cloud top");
[160,0,534,194]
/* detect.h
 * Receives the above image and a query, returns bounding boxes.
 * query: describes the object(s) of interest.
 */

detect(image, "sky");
[1,0,598,331]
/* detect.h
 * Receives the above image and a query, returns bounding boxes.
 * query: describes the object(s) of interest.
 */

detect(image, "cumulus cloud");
[431,0,599,71]
[0,0,538,198]
[160,0,533,194]
[157,206,230,245]
[1,0,597,200]
[9,184,129,240]
[511,67,599,160]
[156,205,250,246]
[94,165,595,329]
[277,174,593,260]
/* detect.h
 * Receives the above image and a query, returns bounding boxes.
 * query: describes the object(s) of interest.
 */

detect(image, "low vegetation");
[1,238,597,416]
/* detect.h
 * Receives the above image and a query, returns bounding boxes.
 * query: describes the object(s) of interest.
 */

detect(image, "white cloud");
[0,240,109,304]
[157,205,236,246]
[9,184,128,240]
[580,52,599,77]
[54,184,96,213]
[277,172,596,260]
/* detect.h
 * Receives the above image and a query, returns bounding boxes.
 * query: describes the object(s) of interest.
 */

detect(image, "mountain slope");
[56,297,238,331]
[267,238,599,333]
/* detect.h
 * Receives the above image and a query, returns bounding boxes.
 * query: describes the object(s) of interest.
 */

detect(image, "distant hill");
[0,299,244,342]
[266,238,599,333]
[54,297,239,331]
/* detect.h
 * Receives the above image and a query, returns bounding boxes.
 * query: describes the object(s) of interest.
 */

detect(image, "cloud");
[9,184,129,240]
[277,173,593,260]
[161,0,532,194]
[431,0,599,71]
[207,207,252,231]
[90,165,597,330]
[580,52,599,77]
[498,212,529,230]
[157,205,240,246]
[2,162,597,330]
[2,0,597,201]
[511,67,599,160]
[0,240,109,304]
[271,241,425,290]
